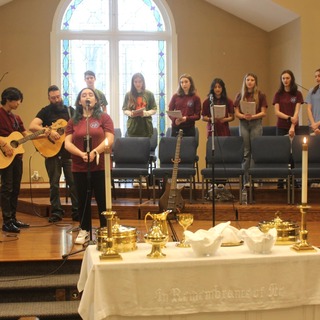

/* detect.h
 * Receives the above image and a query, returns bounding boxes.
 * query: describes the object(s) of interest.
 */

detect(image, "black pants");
[0,157,23,224]
[73,170,107,231]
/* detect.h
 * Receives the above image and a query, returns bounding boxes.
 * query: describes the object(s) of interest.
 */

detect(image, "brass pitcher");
[144,210,171,244]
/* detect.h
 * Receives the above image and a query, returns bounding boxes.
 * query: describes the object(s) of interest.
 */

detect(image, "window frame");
[50,0,177,134]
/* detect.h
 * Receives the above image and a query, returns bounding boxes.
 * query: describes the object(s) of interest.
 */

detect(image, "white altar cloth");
[78,242,320,320]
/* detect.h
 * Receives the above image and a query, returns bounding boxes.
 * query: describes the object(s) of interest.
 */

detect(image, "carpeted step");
[0,300,81,319]
[0,274,80,303]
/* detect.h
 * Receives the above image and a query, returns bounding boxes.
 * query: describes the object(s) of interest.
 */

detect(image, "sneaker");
[75,229,89,245]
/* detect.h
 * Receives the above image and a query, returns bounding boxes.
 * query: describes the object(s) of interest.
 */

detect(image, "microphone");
[85,99,91,108]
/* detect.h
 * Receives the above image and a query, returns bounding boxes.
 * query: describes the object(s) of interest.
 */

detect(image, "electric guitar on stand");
[159,129,185,213]
[32,119,67,158]
[0,129,46,169]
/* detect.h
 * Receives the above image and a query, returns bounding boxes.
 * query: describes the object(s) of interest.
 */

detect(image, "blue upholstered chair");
[248,136,292,204]
[152,136,197,205]
[111,137,151,204]
[201,136,244,203]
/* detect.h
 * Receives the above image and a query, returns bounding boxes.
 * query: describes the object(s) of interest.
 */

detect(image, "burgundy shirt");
[66,113,114,172]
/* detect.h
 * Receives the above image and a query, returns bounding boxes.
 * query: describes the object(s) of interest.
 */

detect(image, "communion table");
[78,242,320,320]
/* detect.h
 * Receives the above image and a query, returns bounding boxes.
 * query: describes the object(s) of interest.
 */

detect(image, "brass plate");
[221,241,243,247]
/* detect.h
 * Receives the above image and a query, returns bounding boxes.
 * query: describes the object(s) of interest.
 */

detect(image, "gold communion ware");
[144,210,170,246]
[97,215,137,253]
[98,211,122,260]
[176,213,194,248]
[144,223,169,258]
[291,204,316,252]
[258,211,299,245]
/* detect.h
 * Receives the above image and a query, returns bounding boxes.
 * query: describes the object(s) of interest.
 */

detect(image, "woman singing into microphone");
[65,88,114,245]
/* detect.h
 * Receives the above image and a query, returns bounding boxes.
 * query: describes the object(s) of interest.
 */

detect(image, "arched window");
[51,0,177,137]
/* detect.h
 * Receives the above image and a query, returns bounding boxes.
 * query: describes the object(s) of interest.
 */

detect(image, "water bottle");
[241,188,247,205]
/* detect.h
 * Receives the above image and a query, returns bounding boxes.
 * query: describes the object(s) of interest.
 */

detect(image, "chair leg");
[189,176,194,203]
[249,176,253,204]
[153,175,156,204]
[139,176,143,204]
[291,174,295,204]
[202,177,205,203]
[287,175,290,205]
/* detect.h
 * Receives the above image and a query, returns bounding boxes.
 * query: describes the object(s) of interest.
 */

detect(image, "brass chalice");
[176,213,194,248]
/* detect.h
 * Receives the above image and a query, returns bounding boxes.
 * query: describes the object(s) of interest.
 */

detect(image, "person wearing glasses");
[29,85,79,223]
[0,87,30,233]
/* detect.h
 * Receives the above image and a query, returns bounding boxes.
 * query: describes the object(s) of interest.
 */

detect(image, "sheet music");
[210,105,226,119]
[166,110,182,118]
[240,101,256,115]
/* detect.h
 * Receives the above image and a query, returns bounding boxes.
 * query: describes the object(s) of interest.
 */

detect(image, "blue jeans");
[0,157,23,223]
[45,156,78,217]
[239,119,263,185]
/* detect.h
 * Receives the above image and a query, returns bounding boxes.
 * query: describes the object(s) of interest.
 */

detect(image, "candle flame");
[303,137,307,144]
[105,138,109,146]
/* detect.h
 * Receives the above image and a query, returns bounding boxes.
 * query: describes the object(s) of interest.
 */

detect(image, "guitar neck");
[18,129,46,145]
[170,131,182,190]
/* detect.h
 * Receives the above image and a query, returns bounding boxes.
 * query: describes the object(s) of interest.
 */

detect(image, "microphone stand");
[209,95,216,227]
[84,102,95,244]
[62,102,94,259]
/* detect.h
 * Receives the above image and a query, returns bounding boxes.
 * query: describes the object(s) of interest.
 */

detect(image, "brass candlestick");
[291,204,316,252]
[99,211,122,260]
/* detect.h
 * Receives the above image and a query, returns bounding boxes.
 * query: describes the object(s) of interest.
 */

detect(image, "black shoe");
[48,214,62,223]
[13,219,30,228]
[2,221,20,233]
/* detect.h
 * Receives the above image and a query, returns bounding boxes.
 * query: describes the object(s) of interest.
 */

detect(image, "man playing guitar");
[0,87,30,233]
[29,85,79,223]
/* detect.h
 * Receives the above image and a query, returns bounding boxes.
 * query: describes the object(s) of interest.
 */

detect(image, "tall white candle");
[301,137,308,204]
[104,138,112,211]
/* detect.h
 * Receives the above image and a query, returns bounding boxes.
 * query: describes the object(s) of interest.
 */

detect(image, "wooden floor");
[1,182,320,262]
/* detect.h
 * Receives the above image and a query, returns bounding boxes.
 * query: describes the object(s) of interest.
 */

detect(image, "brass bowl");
[96,225,138,252]
[258,220,299,245]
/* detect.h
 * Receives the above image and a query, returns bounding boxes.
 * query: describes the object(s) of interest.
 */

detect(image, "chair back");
[262,126,277,136]
[158,136,197,168]
[251,136,291,164]
[113,137,151,168]
[292,135,320,165]
[150,127,158,152]
[229,126,239,136]
[206,136,244,166]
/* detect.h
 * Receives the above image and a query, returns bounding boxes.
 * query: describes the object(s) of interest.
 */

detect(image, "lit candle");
[104,138,112,211]
[301,137,308,204]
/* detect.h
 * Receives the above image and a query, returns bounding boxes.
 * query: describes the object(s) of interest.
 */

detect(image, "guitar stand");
[167,212,179,242]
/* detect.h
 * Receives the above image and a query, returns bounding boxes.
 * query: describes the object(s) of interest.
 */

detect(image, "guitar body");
[159,180,185,213]
[158,129,185,214]
[0,132,25,169]
[32,119,67,158]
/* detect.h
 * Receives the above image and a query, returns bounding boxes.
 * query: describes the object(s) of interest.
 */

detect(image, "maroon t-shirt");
[66,113,114,172]
[273,90,304,129]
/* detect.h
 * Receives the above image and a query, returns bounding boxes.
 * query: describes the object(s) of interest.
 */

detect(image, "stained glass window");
[56,0,171,137]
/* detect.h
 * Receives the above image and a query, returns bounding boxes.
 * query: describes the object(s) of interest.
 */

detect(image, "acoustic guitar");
[159,129,185,213]
[32,119,67,158]
[0,129,46,169]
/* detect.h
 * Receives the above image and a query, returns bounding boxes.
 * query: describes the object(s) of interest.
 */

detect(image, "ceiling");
[0,0,299,32]
[205,0,299,32]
